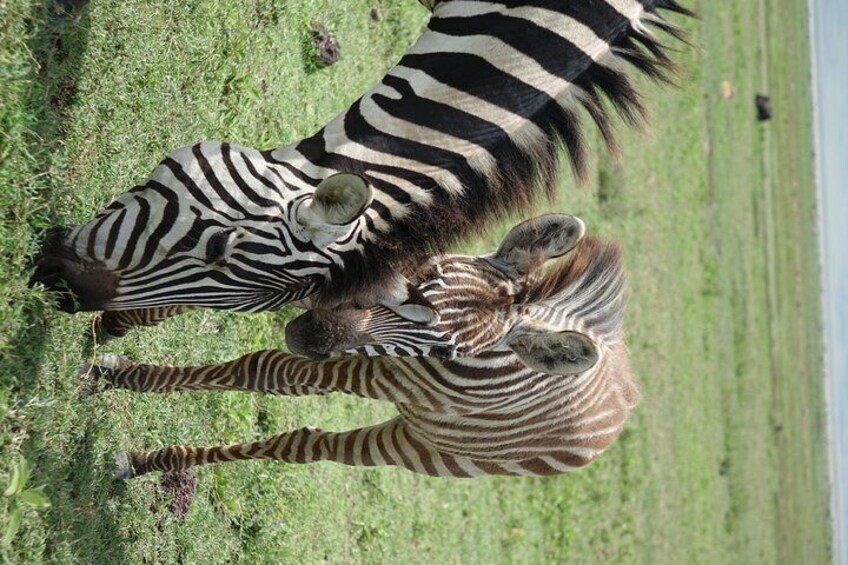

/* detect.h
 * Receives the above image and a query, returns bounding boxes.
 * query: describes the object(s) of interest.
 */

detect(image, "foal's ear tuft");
[299,173,373,228]
[508,330,599,374]
[493,214,585,275]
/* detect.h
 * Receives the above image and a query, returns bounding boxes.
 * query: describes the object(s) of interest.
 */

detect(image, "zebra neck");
[268,0,689,299]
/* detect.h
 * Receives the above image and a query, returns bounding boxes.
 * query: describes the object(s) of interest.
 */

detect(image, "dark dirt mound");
[311,24,341,67]
[159,469,197,520]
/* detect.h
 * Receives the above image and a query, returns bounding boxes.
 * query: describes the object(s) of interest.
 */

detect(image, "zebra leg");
[114,412,564,479]
[116,423,398,478]
[117,417,493,479]
[81,350,398,400]
[95,306,193,339]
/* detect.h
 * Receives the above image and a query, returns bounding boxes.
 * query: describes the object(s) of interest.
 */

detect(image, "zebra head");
[286,214,627,376]
[29,143,379,314]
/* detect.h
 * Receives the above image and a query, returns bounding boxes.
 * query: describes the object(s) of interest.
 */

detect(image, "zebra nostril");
[55,290,81,314]
[30,226,77,288]
[28,247,117,312]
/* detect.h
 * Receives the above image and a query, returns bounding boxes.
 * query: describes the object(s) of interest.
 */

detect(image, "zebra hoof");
[97,353,124,370]
[80,354,129,395]
[114,453,135,480]
[79,353,124,377]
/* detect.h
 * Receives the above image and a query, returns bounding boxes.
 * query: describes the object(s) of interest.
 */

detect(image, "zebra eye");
[205,229,233,263]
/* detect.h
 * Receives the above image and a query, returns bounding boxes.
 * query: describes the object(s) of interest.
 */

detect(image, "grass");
[0,0,830,563]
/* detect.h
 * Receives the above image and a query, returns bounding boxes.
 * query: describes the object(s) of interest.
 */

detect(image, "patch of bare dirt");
[156,469,197,521]
[311,24,341,67]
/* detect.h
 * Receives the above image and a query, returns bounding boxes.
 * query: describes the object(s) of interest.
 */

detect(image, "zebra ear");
[507,330,599,375]
[493,214,585,275]
[299,173,373,228]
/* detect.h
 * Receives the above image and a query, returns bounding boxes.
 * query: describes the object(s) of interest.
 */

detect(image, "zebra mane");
[521,237,628,343]
[287,1,693,305]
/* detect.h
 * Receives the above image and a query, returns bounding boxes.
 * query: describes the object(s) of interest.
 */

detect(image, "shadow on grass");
[2,0,92,402]
[33,414,130,561]
[1,0,132,560]
[2,319,131,561]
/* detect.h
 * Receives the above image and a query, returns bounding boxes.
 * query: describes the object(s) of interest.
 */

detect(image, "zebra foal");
[31,0,691,336]
[83,215,636,479]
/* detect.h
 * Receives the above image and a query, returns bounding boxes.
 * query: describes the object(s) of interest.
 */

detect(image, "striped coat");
[32,0,691,337]
[87,215,638,478]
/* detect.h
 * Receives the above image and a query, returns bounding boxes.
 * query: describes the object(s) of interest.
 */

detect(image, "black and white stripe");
[34,0,691,326]
[279,0,692,302]
[91,229,637,478]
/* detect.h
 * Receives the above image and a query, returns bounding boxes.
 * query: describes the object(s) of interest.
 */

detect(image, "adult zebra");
[83,215,635,478]
[31,0,691,334]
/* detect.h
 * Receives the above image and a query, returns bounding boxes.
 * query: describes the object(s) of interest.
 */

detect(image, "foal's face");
[286,214,601,376]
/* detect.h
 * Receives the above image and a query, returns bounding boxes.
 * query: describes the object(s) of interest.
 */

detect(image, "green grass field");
[0,1,830,562]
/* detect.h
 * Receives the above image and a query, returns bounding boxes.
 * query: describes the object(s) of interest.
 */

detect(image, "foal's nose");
[285,308,371,359]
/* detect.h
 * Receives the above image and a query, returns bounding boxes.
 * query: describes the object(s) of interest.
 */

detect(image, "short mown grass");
[0,0,830,563]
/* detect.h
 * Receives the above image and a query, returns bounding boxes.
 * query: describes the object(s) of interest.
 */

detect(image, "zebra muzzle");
[29,226,118,312]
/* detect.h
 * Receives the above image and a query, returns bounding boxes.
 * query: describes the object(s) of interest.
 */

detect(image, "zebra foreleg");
[80,350,391,400]
[116,425,374,478]
[95,306,193,340]
[116,418,492,479]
